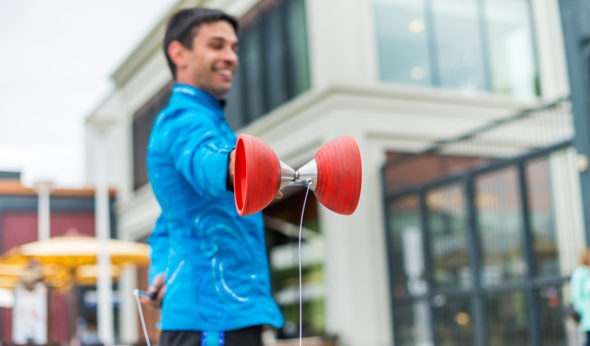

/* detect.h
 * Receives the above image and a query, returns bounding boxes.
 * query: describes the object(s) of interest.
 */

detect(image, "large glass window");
[536,286,566,344]
[393,299,433,346]
[475,167,526,285]
[485,291,529,345]
[384,146,570,345]
[427,184,471,289]
[374,0,540,98]
[241,22,265,122]
[387,195,424,297]
[225,0,310,128]
[484,0,538,98]
[432,0,486,91]
[224,66,244,130]
[285,0,311,95]
[374,0,431,85]
[263,10,288,111]
[432,296,474,346]
[526,158,560,277]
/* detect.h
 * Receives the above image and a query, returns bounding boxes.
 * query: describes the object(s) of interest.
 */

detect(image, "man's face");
[181,21,238,98]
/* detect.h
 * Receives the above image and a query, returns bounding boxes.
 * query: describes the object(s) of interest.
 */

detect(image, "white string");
[133,289,151,346]
[131,260,182,346]
[298,182,312,346]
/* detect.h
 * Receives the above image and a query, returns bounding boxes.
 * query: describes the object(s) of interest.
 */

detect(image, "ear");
[168,41,187,70]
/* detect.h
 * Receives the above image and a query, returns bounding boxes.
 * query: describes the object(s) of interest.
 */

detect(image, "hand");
[140,273,166,308]
[228,149,236,190]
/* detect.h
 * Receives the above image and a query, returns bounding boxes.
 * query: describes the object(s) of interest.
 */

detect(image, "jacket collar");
[172,84,224,110]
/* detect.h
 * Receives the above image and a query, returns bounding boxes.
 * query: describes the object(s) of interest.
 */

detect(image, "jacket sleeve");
[163,109,234,198]
[147,216,168,286]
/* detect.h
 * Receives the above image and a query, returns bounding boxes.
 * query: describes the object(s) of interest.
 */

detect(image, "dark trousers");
[160,325,262,346]
[586,330,590,346]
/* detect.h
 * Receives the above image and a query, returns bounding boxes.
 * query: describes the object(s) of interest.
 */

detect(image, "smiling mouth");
[216,69,233,78]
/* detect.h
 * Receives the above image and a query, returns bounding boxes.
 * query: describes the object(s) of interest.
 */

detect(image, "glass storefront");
[427,184,470,289]
[384,149,570,345]
[485,291,529,345]
[433,296,474,346]
[476,167,526,286]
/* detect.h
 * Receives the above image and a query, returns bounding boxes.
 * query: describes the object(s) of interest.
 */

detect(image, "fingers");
[141,273,166,309]
[155,285,166,307]
[228,149,235,189]
[139,295,153,306]
[274,190,284,199]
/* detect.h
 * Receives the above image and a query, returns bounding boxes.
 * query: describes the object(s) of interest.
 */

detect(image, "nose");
[223,46,238,66]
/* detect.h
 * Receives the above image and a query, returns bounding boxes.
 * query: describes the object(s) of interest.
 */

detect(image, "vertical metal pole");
[418,190,437,346]
[517,162,540,346]
[558,0,590,244]
[465,175,486,346]
[94,125,114,346]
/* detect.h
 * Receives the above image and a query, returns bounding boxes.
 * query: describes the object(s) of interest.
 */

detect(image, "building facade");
[85,0,584,344]
[0,172,118,344]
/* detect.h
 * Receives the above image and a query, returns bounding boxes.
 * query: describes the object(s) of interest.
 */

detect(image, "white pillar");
[91,120,115,346]
[34,181,52,241]
[119,266,138,344]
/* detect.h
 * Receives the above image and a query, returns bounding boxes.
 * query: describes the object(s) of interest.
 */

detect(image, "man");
[140,7,284,346]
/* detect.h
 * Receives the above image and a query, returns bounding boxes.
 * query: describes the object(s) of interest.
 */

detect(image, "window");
[224,0,310,130]
[475,167,526,285]
[383,150,570,345]
[374,0,540,98]
[432,296,474,346]
[526,158,560,277]
[427,184,471,289]
[433,0,486,91]
[387,194,423,297]
[484,0,538,98]
[374,0,431,86]
[485,291,529,344]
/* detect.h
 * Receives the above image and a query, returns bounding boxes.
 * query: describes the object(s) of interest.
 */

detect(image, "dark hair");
[163,7,238,78]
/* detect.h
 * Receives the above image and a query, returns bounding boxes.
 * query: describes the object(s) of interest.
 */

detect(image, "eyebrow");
[208,36,238,44]
[208,36,239,49]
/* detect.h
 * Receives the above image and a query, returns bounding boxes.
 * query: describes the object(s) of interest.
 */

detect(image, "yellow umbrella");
[0,235,150,340]
[0,264,123,289]
[0,235,150,268]
[0,264,70,289]
[75,264,122,286]
[0,276,19,289]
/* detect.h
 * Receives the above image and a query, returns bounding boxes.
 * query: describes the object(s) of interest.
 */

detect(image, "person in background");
[139,7,283,346]
[571,248,590,346]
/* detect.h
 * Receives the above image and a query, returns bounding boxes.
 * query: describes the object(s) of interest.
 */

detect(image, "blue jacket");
[146,84,284,331]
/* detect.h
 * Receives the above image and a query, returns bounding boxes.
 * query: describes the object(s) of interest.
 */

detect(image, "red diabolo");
[233,134,362,216]
[233,134,281,216]
[313,136,362,215]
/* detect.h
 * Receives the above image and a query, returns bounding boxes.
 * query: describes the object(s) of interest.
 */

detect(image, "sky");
[0,0,177,187]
